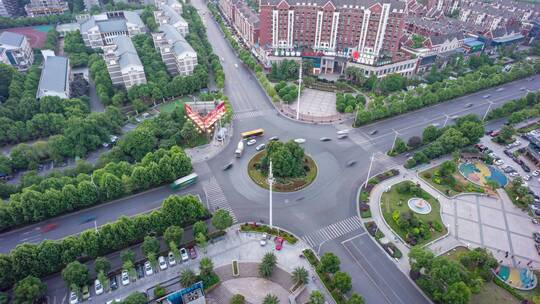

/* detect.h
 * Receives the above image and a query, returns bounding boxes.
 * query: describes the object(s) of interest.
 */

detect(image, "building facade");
[154,4,189,36]
[80,11,145,49]
[37,55,70,99]
[0,0,22,17]
[152,24,198,76]
[24,0,69,17]
[155,0,182,14]
[219,0,260,48]
[0,32,34,71]
[103,36,147,89]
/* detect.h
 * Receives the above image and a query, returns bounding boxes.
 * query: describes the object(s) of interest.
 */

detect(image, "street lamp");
[483,100,495,121]
[268,160,275,229]
[365,153,375,190]
[390,129,399,152]
[296,60,303,120]
[442,114,451,128]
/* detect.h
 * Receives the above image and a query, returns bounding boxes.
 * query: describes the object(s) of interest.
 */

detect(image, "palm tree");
[308,291,325,304]
[179,269,197,287]
[199,257,214,277]
[292,266,309,285]
[259,252,277,278]
[263,294,279,304]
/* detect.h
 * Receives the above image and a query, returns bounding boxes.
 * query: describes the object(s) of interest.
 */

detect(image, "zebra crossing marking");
[232,110,264,120]
[302,216,363,248]
[201,177,237,222]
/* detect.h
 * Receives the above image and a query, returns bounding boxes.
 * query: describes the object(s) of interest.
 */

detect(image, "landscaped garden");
[381,181,446,246]
[247,141,317,192]
[421,160,486,197]
[358,169,400,218]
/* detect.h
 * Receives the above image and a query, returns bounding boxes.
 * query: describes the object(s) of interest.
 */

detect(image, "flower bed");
[240,223,298,244]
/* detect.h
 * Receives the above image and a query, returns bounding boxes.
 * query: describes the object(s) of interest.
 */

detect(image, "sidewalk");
[185,122,233,163]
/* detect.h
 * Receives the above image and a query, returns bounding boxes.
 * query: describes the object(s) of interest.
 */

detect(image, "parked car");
[121,270,130,285]
[158,256,168,270]
[275,236,284,250]
[110,275,118,290]
[69,291,79,304]
[495,159,504,165]
[144,261,153,276]
[247,139,256,146]
[524,175,532,181]
[534,233,540,243]
[82,286,90,300]
[136,263,145,279]
[168,252,177,266]
[536,244,540,256]
[94,279,104,295]
[522,164,531,173]
[256,144,266,151]
[260,233,267,246]
[180,248,189,261]
[189,247,197,259]
[533,170,540,177]
[294,138,306,144]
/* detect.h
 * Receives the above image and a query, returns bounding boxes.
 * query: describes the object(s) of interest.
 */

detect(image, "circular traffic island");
[247,141,317,192]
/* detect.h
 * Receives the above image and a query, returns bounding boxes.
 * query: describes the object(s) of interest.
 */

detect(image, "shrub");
[154,284,167,298]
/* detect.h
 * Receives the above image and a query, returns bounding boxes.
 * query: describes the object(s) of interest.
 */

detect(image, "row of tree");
[405,115,485,168]
[0,63,41,122]
[0,194,208,291]
[336,93,365,113]
[43,28,58,51]
[63,31,92,68]
[0,14,73,29]
[487,91,540,125]
[275,81,298,103]
[0,145,193,232]
[355,59,540,126]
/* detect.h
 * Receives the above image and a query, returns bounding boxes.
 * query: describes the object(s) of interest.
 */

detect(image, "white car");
[246,139,256,146]
[294,138,306,144]
[260,233,267,246]
[168,251,176,266]
[256,144,266,151]
[337,129,350,135]
[524,175,532,181]
[106,299,122,304]
[121,270,130,286]
[510,172,519,177]
[495,159,504,165]
[158,256,168,270]
[488,152,496,158]
[144,261,153,276]
[69,291,79,304]
[532,170,540,177]
[180,248,189,262]
[94,279,103,295]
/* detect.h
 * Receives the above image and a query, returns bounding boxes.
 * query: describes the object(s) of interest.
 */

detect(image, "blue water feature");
[459,162,508,187]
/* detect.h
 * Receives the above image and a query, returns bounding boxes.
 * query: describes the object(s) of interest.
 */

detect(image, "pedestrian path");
[202,177,237,222]
[302,216,363,249]
[232,109,265,120]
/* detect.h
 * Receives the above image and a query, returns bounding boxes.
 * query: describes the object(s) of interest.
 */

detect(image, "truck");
[235,140,244,158]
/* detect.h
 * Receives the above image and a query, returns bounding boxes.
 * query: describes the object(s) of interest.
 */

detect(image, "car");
[168,251,177,266]
[136,263,145,279]
[337,129,350,135]
[275,236,284,250]
[495,159,504,165]
[346,160,357,167]
[319,137,331,142]
[520,87,527,91]
[524,175,532,181]
[510,172,519,177]
[256,144,266,151]
[110,275,118,290]
[246,139,256,146]
[483,94,491,98]
[41,223,58,232]
[106,299,122,304]
[94,279,104,295]
[294,138,306,144]
[268,136,279,141]
[81,215,96,224]
[337,134,348,139]
[465,103,473,108]
[189,247,197,259]
[180,248,189,261]
[369,130,378,135]
[234,63,238,68]
[69,291,79,304]
[82,285,90,300]
[536,244,540,256]
[144,261,153,276]
[533,218,540,225]
[488,152,496,158]
[535,233,540,244]
[523,165,531,173]
[158,256,168,270]
[533,170,540,177]
[260,233,267,246]
[121,270,130,285]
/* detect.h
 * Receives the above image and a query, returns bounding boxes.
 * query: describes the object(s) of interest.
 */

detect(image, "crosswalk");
[201,177,237,222]
[232,109,265,120]
[302,216,363,249]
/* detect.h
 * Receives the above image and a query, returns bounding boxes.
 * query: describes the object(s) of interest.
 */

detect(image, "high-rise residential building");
[152,24,198,76]
[0,0,22,17]
[103,36,147,89]
[0,32,34,71]
[219,0,260,48]
[80,11,145,49]
[154,4,189,36]
[37,55,71,99]
[24,0,69,17]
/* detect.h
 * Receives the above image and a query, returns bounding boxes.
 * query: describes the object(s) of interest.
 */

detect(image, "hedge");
[240,223,298,244]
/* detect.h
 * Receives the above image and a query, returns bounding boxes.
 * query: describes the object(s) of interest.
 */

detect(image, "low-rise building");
[37,56,70,99]
[155,0,182,14]
[103,36,147,89]
[24,0,68,17]
[80,11,145,48]
[154,4,189,36]
[152,24,197,76]
[346,57,418,78]
[56,23,80,37]
[402,32,464,58]
[0,31,34,71]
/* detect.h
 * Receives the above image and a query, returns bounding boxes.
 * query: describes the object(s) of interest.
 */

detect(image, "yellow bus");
[241,128,264,139]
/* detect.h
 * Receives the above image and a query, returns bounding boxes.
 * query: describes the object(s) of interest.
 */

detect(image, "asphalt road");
[2,2,540,303]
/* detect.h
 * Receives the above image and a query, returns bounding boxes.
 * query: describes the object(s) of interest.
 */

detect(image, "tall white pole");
[365,153,375,189]
[296,61,303,120]
[268,161,274,229]
[483,101,494,121]
[443,114,450,127]
[390,130,398,152]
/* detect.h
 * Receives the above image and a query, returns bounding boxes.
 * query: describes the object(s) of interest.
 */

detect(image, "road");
[2,3,540,303]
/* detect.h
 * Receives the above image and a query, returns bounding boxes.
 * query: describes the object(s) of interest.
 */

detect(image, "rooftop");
[37,56,69,97]
[113,36,143,69]
[161,4,187,25]
[159,24,195,56]
[0,31,25,47]
[260,0,405,10]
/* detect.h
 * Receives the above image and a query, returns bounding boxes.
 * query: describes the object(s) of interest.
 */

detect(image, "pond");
[459,162,508,187]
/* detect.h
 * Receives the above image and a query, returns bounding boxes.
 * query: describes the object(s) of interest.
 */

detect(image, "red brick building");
[219,0,260,48]
[258,0,406,66]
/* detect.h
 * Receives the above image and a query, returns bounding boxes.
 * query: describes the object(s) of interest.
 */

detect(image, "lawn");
[420,165,485,197]
[441,246,470,261]
[380,181,446,246]
[159,98,188,114]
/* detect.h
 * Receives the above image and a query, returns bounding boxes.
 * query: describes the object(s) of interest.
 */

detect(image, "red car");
[189,247,197,259]
[275,236,284,250]
[41,223,58,232]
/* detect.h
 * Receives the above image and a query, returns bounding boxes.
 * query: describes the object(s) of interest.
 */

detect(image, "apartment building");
[37,56,70,99]
[152,24,198,76]
[24,0,69,17]
[155,0,182,14]
[0,0,22,17]
[219,0,260,48]
[80,11,145,48]
[0,31,34,71]
[154,4,189,36]
[103,36,147,89]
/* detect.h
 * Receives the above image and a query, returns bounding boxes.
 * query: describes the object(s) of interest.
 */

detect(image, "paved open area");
[290,88,338,117]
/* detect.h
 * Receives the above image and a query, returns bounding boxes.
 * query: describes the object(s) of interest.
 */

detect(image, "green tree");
[196,232,207,253]
[332,271,352,293]
[408,246,435,272]
[94,256,111,274]
[121,249,135,264]
[292,266,309,284]
[347,293,365,304]
[180,120,198,144]
[230,294,245,304]
[12,276,46,304]
[390,137,408,155]
[318,252,340,274]
[118,128,157,161]
[211,209,233,231]
[259,252,277,278]
[260,140,305,178]
[164,226,184,245]
[123,292,148,304]
[308,290,325,304]
[263,294,279,304]
[179,268,197,287]
[422,125,440,143]
[499,125,514,142]
[199,256,214,277]
[154,284,167,298]
[193,221,208,238]
[0,292,8,304]
[142,235,160,257]
[442,281,471,304]
[61,261,90,288]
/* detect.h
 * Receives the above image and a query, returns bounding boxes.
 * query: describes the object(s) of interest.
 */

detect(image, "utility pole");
[296,60,303,120]
[268,161,274,229]
[443,114,450,127]
[365,153,375,189]
[483,100,494,121]
[390,129,399,152]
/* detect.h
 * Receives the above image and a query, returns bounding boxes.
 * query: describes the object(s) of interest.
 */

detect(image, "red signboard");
[184,101,227,130]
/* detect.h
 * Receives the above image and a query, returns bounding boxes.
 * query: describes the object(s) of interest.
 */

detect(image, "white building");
[24,0,68,17]
[154,0,182,14]
[37,56,71,99]
[80,11,145,49]
[154,4,188,36]
[0,32,34,71]
[103,36,147,89]
[152,24,197,76]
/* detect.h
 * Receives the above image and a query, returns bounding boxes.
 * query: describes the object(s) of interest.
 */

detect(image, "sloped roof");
[38,56,69,96]
[113,36,143,69]
[260,0,405,9]
[159,24,195,56]
[98,19,128,33]
[162,4,187,25]
[0,31,24,47]
[429,32,464,45]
